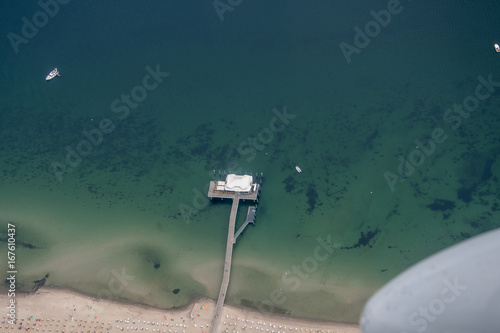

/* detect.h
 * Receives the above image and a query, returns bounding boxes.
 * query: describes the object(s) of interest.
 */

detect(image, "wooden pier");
[234,206,257,244]
[208,176,260,333]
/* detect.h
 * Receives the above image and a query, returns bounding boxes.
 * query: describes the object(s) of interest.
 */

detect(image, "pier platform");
[208,180,259,201]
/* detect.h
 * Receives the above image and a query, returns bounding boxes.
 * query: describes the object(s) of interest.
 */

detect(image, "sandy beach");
[1,287,361,333]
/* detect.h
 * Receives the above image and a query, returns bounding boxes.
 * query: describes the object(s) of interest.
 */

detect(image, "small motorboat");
[295,166,302,173]
[45,68,60,81]
[495,44,500,53]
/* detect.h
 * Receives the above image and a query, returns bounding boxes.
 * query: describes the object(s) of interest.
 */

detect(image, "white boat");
[295,166,302,173]
[495,44,500,53]
[45,68,60,81]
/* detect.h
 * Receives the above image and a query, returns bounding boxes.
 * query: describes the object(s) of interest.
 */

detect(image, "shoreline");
[1,286,361,333]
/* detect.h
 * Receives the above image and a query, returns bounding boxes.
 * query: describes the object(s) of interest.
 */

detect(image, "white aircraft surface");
[360,228,500,333]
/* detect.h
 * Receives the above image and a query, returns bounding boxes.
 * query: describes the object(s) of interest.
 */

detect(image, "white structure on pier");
[215,174,257,193]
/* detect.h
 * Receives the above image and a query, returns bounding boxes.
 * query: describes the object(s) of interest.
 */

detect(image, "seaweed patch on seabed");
[306,185,320,214]
[463,212,498,234]
[342,228,380,250]
[456,151,494,203]
[426,198,455,219]
[18,240,39,249]
[240,299,290,316]
[30,274,50,294]
[0,234,39,249]
[282,175,297,193]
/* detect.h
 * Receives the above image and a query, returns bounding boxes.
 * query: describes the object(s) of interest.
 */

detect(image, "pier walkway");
[211,195,239,333]
[208,176,260,333]
[234,206,257,244]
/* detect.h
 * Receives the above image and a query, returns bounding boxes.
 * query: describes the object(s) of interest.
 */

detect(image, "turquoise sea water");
[1,0,500,323]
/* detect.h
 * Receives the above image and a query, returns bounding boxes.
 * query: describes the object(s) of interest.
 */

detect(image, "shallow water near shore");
[1,0,500,324]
